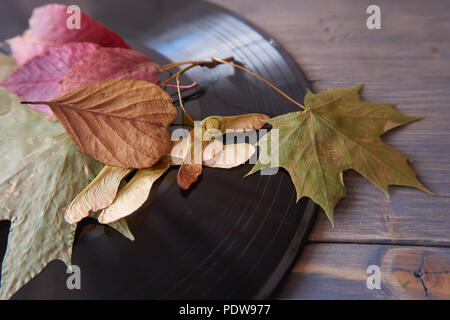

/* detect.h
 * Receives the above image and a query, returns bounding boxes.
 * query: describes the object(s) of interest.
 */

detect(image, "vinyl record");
[0,0,317,299]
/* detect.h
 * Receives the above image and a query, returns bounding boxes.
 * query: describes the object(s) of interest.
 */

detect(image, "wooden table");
[209,0,450,299]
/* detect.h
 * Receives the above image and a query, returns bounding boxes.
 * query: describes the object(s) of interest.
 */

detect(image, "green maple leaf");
[0,87,133,299]
[248,84,430,224]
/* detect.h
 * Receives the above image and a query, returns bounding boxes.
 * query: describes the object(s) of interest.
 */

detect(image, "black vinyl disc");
[0,0,317,299]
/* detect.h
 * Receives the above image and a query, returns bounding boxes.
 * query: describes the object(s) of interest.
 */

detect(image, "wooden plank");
[275,243,450,299]
[209,0,450,246]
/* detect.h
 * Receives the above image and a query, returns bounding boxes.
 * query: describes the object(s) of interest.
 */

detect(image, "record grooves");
[0,0,317,299]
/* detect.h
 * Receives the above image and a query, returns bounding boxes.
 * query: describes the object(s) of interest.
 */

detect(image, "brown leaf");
[65,166,132,224]
[98,159,170,224]
[27,79,178,169]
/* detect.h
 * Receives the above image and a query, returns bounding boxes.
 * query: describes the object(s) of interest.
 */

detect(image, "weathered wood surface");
[275,243,450,300]
[209,0,450,299]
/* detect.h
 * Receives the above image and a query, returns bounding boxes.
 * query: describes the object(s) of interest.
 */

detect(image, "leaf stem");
[162,64,197,86]
[21,101,48,105]
[159,60,198,72]
[159,56,235,73]
[176,73,194,125]
[211,57,306,110]
[160,81,198,89]
[159,55,307,121]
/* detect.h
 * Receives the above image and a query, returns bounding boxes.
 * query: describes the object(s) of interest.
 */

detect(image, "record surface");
[0,0,317,299]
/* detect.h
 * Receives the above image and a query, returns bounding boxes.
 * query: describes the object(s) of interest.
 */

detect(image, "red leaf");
[7,4,130,65]
[60,47,160,95]
[1,42,99,114]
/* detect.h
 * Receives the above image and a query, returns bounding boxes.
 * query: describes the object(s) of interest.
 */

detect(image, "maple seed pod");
[98,160,171,224]
[64,166,132,224]
[203,117,221,131]
[177,113,269,190]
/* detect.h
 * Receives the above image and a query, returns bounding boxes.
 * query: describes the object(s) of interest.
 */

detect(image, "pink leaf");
[1,42,99,114]
[60,47,160,95]
[7,4,130,65]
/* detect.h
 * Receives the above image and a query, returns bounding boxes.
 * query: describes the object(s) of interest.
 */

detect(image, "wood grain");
[275,243,450,300]
[209,0,450,299]
[209,0,450,245]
